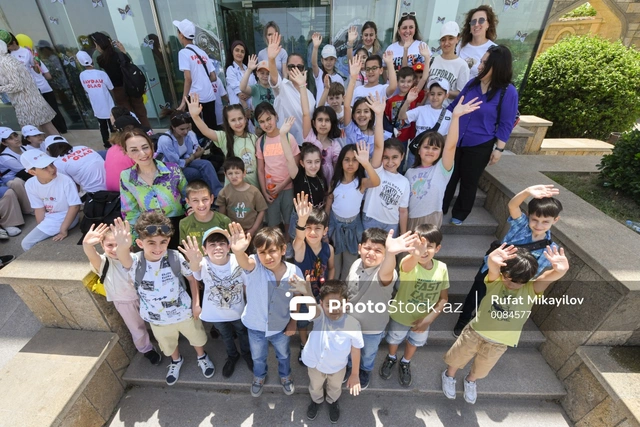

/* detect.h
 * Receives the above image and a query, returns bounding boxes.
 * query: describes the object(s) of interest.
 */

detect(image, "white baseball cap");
[202,226,230,246]
[428,78,450,93]
[75,51,93,66]
[440,21,460,39]
[20,150,56,170]
[21,125,44,137]
[321,44,337,59]
[42,135,69,154]
[0,127,16,140]
[173,19,196,40]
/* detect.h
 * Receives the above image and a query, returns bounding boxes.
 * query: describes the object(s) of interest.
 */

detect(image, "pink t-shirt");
[256,133,300,191]
[304,130,341,184]
[105,145,135,191]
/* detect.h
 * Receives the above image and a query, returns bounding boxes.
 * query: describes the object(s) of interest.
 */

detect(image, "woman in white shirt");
[385,13,426,73]
[458,5,498,83]
[225,40,252,107]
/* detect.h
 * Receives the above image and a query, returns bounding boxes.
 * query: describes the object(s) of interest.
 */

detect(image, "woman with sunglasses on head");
[156,110,223,197]
[119,127,188,249]
[442,45,517,226]
[385,12,426,72]
[458,5,498,83]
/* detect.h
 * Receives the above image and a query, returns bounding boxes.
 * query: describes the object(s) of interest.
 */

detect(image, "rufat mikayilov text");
[491,295,584,306]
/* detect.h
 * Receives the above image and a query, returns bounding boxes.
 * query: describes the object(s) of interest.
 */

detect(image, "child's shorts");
[443,324,508,380]
[150,317,208,356]
[296,303,314,329]
[266,188,294,227]
[385,318,429,347]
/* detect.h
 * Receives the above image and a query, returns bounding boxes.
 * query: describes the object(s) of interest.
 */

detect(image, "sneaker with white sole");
[4,226,21,237]
[281,377,295,395]
[0,229,9,240]
[464,375,477,404]
[166,357,184,385]
[251,375,266,397]
[197,353,215,378]
[441,370,456,399]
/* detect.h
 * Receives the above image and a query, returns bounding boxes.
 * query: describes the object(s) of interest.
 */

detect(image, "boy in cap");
[429,21,470,104]
[77,51,115,148]
[240,56,275,107]
[311,33,345,97]
[20,150,81,251]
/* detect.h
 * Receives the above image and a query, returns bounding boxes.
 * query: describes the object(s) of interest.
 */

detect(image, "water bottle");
[266,174,277,199]
[626,220,640,234]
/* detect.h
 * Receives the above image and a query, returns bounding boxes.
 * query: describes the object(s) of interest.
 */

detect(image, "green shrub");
[598,129,640,204]
[562,3,597,18]
[519,35,640,140]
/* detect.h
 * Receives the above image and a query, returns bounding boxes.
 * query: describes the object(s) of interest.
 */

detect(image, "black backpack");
[78,191,122,243]
[118,52,147,98]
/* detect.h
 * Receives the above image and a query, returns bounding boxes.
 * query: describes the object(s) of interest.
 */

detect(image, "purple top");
[447,80,518,147]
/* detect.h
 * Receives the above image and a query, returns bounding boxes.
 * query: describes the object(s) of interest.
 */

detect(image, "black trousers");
[191,99,218,140]
[456,266,489,325]
[442,138,495,221]
[98,119,112,148]
[41,90,67,133]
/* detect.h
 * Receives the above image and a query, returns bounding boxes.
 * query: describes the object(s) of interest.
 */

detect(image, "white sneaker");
[166,357,184,385]
[441,370,456,399]
[464,375,477,404]
[4,226,21,237]
[197,353,215,378]
[0,229,8,240]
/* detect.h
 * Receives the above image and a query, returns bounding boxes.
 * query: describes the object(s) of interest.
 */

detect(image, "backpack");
[134,249,186,291]
[408,109,448,155]
[117,51,147,98]
[258,132,289,153]
[78,191,122,242]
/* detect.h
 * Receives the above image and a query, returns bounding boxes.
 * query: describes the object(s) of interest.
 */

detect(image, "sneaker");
[342,366,352,384]
[0,255,15,269]
[450,218,464,226]
[281,377,295,395]
[464,376,477,404]
[143,347,162,365]
[222,353,240,378]
[298,344,305,366]
[166,357,184,385]
[197,353,215,378]
[399,360,412,387]
[441,370,456,399]
[328,401,340,423]
[251,375,266,397]
[379,355,397,380]
[0,229,8,240]
[4,226,21,237]
[243,353,254,371]
[453,319,469,338]
[359,369,370,390]
[306,401,320,421]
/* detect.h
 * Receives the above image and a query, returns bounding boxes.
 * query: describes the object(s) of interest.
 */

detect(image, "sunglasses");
[144,225,172,235]
[401,11,416,17]
[365,66,380,72]
[469,17,487,26]
[171,112,191,120]
[287,64,305,72]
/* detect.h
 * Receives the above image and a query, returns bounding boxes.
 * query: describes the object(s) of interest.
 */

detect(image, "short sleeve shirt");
[255,133,300,190]
[194,255,247,323]
[91,255,138,302]
[26,172,81,235]
[212,131,259,188]
[215,184,268,230]
[406,105,452,136]
[405,160,453,218]
[363,166,410,225]
[79,69,115,119]
[179,44,216,103]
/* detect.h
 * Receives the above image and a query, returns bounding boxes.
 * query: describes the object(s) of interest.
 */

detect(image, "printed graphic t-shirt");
[194,255,247,322]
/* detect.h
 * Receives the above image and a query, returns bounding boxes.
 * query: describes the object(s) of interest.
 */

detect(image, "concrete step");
[441,208,499,236]
[124,337,565,400]
[446,265,481,302]
[451,187,487,208]
[437,235,495,266]
[110,386,572,426]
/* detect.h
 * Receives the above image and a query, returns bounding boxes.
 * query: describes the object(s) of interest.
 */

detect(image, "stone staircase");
[122,190,571,426]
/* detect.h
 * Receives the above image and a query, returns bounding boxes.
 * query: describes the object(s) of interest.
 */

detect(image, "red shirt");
[385,91,426,142]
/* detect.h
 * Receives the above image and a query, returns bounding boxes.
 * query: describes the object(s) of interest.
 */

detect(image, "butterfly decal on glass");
[430,46,442,56]
[62,55,76,66]
[92,0,104,7]
[437,16,445,24]
[51,0,65,4]
[149,77,157,83]
[504,0,519,11]
[402,0,411,6]
[158,102,170,110]
[118,4,133,20]
[514,31,528,42]
[49,16,59,25]
[80,37,90,47]
[143,36,154,50]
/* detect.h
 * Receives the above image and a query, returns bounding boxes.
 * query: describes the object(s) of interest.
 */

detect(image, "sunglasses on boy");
[144,225,172,235]
[287,64,305,72]
[469,17,487,27]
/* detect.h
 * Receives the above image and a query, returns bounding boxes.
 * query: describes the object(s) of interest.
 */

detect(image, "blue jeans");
[182,159,223,197]
[348,331,385,372]
[362,214,399,235]
[212,319,251,359]
[247,328,291,380]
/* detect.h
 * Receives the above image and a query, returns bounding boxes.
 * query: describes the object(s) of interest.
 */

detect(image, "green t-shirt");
[250,83,275,108]
[389,258,449,326]
[471,276,538,347]
[179,212,231,252]
[213,131,259,189]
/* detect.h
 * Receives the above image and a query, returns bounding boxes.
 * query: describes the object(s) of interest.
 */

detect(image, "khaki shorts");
[443,324,508,379]
[407,211,444,230]
[150,318,208,356]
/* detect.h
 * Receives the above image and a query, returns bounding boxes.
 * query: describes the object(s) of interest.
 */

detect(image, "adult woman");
[89,32,150,128]
[257,22,288,77]
[0,40,57,134]
[458,5,498,82]
[225,40,254,108]
[442,45,518,224]
[385,13,425,72]
[156,111,223,197]
[119,127,187,249]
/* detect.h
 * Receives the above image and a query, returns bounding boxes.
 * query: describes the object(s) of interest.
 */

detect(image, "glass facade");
[0,0,552,130]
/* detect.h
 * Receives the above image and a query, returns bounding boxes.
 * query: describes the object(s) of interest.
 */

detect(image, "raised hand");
[544,246,569,274]
[527,184,560,199]
[410,235,428,258]
[488,244,518,267]
[452,95,482,118]
[349,55,362,78]
[385,229,420,255]
[229,222,251,253]
[267,32,282,60]
[323,73,330,89]
[178,235,203,265]
[288,273,312,296]
[247,54,258,70]
[348,26,358,46]
[186,93,202,116]
[82,223,109,247]
[110,217,132,249]
[293,191,312,223]
[311,32,322,48]
[419,42,431,62]
[289,67,307,87]
[406,87,420,104]
[353,140,371,166]
[383,50,394,65]
[366,92,386,116]
[280,117,295,135]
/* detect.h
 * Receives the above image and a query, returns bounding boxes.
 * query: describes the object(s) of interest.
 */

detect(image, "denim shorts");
[362,214,399,235]
[385,318,429,347]
[296,303,313,329]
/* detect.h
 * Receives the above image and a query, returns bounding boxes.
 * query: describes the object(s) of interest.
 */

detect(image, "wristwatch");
[494,147,505,152]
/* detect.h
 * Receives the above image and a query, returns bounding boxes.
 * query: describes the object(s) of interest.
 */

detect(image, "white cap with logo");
[0,127,15,140]
[321,44,337,59]
[20,150,56,170]
[21,125,44,137]
[428,78,450,93]
[75,51,93,66]
[440,21,460,39]
[173,19,196,40]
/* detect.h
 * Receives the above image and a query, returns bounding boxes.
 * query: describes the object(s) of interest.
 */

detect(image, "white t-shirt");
[79,69,115,119]
[405,159,453,218]
[363,166,410,225]
[91,255,138,302]
[332,178,363,218]
[179,44,216,103]
[129,251,193,325]
[406,105,452,136]
[271,75,316,146]
[225,62,256,105]
[12,47,53,93]
[386,41,425,71]
[314,71,345,105]
[458,40,497,82]
[193,255,247,323]
[53,145,107,193]
[429,55,470,104]
[352,83,389,106]
[25,172,81,235]
[211,79,227,126]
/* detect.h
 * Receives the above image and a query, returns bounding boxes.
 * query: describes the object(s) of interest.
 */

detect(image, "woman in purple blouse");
[442,45,518,224]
